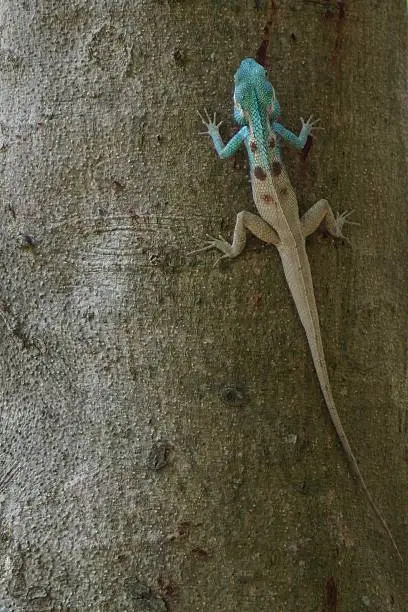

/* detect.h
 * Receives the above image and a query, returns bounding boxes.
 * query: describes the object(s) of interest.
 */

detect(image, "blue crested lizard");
[194,58,401,560]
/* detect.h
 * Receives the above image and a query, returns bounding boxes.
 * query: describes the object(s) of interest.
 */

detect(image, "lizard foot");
[188,234,235,266]
[335,210,359,238]
[333,210,359,249]
[197,109,223,137]
[300,115,324,138]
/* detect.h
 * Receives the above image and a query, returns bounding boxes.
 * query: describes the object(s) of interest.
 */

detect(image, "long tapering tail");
[312,343,402,561]
[279,244,402,561]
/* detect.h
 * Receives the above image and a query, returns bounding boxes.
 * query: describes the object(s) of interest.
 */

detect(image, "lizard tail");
[313,354,403,562]
[279,246,403,561]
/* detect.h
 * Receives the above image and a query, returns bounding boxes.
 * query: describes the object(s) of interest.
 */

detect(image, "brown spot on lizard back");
[254,166,267,181]
[272,161,282,176]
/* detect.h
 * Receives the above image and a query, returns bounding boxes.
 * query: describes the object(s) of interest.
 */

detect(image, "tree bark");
[0,1,407,610]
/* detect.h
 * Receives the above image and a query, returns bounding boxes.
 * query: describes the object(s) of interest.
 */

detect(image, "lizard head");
[233,58,280,125]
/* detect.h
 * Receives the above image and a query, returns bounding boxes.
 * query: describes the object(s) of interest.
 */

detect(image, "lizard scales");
[196,58,401,560]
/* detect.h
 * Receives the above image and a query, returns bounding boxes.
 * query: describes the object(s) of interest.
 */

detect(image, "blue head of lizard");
[233,58,280,126]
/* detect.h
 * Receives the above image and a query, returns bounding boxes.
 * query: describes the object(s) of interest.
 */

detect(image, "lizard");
[194,58,402,560]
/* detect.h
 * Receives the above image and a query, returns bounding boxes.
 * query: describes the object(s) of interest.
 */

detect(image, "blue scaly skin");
[194,58,402,560]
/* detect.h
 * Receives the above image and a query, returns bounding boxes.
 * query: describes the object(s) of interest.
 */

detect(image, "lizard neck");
[245,99,280,172]
[245,95,271,170]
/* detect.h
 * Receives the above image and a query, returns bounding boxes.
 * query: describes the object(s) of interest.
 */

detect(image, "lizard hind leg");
[190,211,280,263]
[301,198,357,240]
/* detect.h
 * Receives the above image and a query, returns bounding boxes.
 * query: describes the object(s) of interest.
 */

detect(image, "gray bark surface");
[0,1,407,610]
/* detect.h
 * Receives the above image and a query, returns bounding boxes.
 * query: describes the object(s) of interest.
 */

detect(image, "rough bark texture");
[0,1,407,610]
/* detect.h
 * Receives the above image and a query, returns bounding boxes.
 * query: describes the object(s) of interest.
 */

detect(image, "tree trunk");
[0,1,406,610]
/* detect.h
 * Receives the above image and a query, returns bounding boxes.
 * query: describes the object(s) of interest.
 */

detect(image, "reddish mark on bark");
[250,141,257,152]
[272,161,282,176]
[337,0,346,19]
[249,292,263,309]
[323,0,347,74]
[300,135,313,161]
[324,576,337,611]
[254,166,267,181]
[255,1,280,68]
[255,40,269,68]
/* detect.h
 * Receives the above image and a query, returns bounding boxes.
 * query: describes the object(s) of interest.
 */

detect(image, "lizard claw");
[335,209,359,233]
[197,109,222,137]
[334,210,359,247]
[188,234,220,255]
[301,115,324,138]
[188,243,217,255]
[212,252,231,268]
[197,108,211,125]
[188,233,234,260]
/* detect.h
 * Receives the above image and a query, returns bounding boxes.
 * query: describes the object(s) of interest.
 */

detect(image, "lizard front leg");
[301,199,356,239]
[191,211,280,262]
